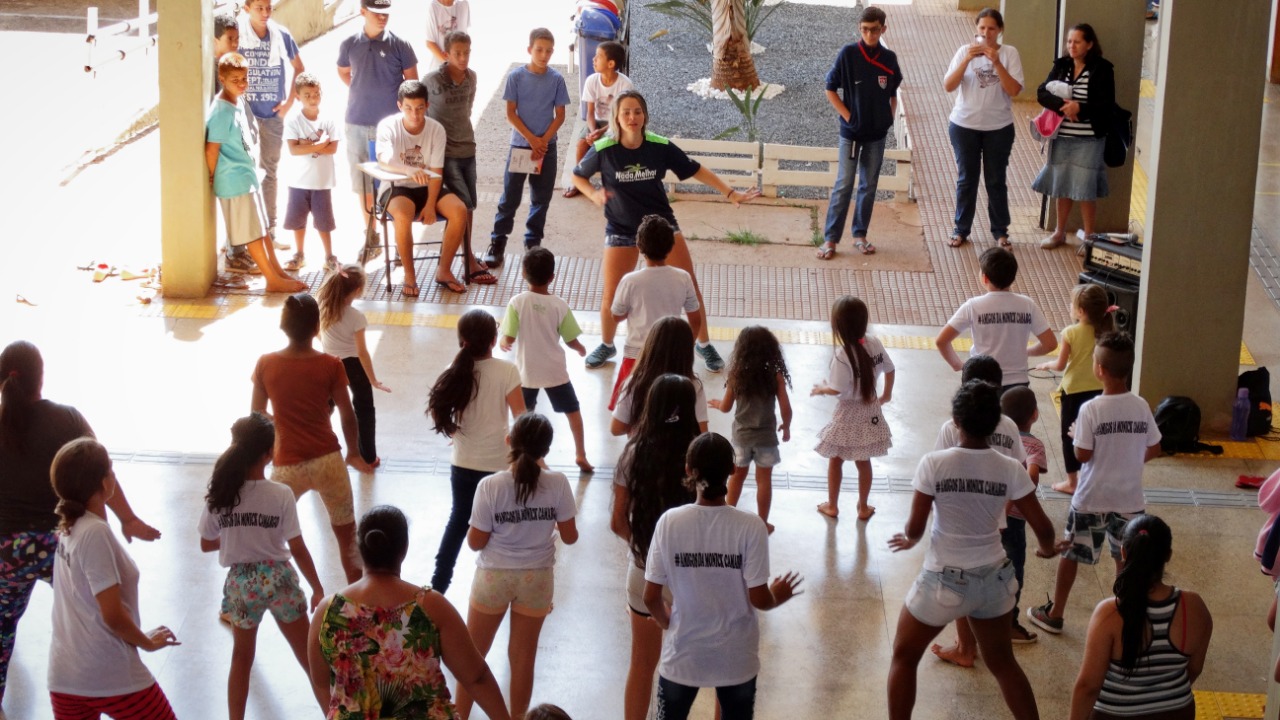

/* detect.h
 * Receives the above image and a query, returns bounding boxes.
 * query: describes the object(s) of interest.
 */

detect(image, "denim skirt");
[1032,135,1109,201]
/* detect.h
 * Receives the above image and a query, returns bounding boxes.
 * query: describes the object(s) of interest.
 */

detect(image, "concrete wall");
[270,0,343,45]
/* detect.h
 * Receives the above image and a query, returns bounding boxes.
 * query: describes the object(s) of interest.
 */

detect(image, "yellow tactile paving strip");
[1194,690,1266,720]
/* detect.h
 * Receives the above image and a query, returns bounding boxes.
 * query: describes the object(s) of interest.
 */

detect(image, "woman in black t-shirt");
[572,91,760,375]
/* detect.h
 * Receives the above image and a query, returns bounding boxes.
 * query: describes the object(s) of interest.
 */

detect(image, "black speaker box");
[1078,271,1140,338]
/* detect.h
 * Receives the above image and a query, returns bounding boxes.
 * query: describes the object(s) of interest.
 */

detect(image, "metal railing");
[84,2,242,75]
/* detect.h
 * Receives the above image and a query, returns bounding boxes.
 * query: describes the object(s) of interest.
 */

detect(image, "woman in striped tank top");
[1069,515,1213,720]
[1032,23,1115,254]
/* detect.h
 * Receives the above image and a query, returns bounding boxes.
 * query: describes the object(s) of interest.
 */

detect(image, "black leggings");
[341,357,377,464]
[1060,389,1102,474]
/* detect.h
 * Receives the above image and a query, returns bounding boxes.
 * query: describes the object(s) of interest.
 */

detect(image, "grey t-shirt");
[733,390,778,449]
[425,63,477,158]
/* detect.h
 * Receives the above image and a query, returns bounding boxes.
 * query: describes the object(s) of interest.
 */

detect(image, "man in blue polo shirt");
[337,0,419,259]
[817,5,903,260]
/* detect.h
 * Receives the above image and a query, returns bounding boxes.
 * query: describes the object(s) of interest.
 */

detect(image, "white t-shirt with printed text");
[375,114,448,190]
[946,292,1051,386]
[827,336,894,400]
[469,469,577,569]
[611,265,700,359]
[48,513,156,696]
[320,305,368,360]
[284,109,339,190]
[197,479,303,567]
[453,358,523,472]
[934,415,1027,465]
[500,291,582,389]
[912,447,1036,572]
[645,504,771,687]
[1073,392,1161,514]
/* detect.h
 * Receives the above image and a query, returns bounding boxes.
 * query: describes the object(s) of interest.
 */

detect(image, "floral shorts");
[469,567,554,617]
[271,451,354,526]
[221,560,306,630]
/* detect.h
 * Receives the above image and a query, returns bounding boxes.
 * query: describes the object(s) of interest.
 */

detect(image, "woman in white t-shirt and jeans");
[427,309,526,593]
[887,380,1063,720]
[47,438,180,720]
[942,8,1023,249]
[453,413,578,720]
[643,432,801,720]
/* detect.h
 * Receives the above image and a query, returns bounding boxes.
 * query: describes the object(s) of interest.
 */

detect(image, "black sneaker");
[1027,600,1063,634]
[484,239,507,267]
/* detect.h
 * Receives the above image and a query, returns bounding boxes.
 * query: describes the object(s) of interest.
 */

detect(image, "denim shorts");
[732,444,780,469]
[606,224,680,248]
[905,559,1018,627]
[1064,509,1140,565]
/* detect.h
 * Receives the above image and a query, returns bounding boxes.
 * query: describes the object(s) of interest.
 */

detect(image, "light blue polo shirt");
[502,66,570,148]
[337,29,419,127]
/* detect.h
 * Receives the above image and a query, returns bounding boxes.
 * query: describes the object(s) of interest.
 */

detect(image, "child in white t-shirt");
[1027,332,1161,636]
[565,40,633,198]
[644,432,801,720]
[888,381,1061,720]
[282,73,339,272]
[453,413,578,720]
[500,247,592,472]
[197,413,325,720]
[610,215,701,406]
[423,0,470,73]
[935,247,1057,389]
[317,264,389,468]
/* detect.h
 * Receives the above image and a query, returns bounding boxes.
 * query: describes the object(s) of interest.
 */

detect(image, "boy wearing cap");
[337,0,419,261]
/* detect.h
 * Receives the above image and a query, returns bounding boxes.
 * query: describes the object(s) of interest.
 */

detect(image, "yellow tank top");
[1060,322,1103,394]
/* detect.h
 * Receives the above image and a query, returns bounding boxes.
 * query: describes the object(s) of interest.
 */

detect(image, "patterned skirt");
[815,397,892,461]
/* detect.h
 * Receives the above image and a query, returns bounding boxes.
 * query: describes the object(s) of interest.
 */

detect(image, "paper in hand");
[508,147,544,175]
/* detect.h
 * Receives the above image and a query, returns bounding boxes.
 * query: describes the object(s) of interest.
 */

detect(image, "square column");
[1001,0,1057,101]
[1133,0,1269,426]
[158,0,215,298]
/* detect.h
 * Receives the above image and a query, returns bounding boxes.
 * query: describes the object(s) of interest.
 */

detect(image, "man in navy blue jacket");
[817,6,903,259]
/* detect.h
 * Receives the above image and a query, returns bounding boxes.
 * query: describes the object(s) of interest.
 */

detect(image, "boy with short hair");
[212,12,240,101]
[423,0,470,74]
[564,40,632,198]
[337,0,419,259]
[206,53,306,294]
[1027,332,1161,635]
[238,0,305,246]
[282,72,339,272]
[609,215,702,406]
[935,247,1058,391]
[485,28,571,266]
[425,31,478,210]
[817,5,903,259]
[499,247,593,472]
[375,80,492,296]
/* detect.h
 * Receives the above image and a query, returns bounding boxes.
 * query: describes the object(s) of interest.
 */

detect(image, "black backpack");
[1237,367,1274,437]
[1154,396,1222,455]
[1104,104,1132,168]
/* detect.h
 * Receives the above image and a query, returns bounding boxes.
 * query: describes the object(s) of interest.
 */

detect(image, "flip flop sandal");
[284,253,305,272]
[433,278,465,293]
[563,186,581,198]
[998,237,1013,249]
[948,235,969,248]
[854,241,876,255]
[468,270,498,285]
[815,244,836,260]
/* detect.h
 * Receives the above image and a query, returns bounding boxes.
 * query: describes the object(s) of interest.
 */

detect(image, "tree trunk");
[710,0,759,91]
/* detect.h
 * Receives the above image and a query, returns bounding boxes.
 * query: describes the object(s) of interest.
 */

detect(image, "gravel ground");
[626,1,902,199]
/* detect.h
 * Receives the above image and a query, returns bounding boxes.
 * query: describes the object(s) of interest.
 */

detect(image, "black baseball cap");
[362,0,391,13]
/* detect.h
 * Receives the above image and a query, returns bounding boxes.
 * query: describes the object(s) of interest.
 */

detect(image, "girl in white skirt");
[811,296,895,521]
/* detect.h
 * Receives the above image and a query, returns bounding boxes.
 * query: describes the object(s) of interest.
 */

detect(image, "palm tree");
[710,0,759,91]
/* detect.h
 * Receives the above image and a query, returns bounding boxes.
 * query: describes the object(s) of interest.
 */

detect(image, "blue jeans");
[823,135,886,242]
[432,465,490,592]
[492,143,557,247]
[1000,517,1026,615]
[948,122,1015,240]
[443,156,478,210]
[657,675,756,720]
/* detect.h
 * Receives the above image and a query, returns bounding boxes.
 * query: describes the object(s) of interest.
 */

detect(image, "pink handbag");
[1032,108,1063,139]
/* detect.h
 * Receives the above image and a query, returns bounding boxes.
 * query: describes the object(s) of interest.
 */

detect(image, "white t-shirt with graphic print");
[1072,392,1161,514]
[946,291,1051,386]
[197,479,302,567]
[375,114,447,190]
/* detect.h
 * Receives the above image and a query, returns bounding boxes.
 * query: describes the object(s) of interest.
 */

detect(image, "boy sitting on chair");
[374,79,495,296]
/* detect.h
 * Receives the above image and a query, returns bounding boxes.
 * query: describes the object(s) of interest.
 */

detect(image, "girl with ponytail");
[811,296,895,521]
[454,413,579,719]
[0,340,158,704]
[642,432,802,720]
[1070,515,1213,720]
[427,309,526,593]
[47,438,179,719]
[197,413,325,720]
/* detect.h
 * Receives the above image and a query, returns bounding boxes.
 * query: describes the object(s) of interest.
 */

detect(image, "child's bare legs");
[855,459,876,520]
[931,618,978,668]
[227,626,257,720]
[453,607,506,719]
[969,614,1040,719]
[624,610,663,720]
[727,466,750,507]
[567,410,593,472]
[318,230,335,263]
[818,457,842,518]
[600,246,640,347]
[887,605,946,720]
[279,616,323,708]
[508,612,548,720]
[755,465,774,532]
[1052,471,1078,495]
[244,239,306,293]
[333,521,361,584]
[293,228,307,259]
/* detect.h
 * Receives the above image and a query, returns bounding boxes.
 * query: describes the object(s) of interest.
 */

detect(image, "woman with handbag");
[942,8,1024,250]
[1033,23,1115,253]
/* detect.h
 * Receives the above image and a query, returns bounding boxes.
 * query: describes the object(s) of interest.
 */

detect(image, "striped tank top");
[1059,69,1094,138]
[1094,589,1194,717]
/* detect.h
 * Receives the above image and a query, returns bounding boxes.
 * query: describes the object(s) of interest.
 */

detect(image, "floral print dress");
[319,587,458,719]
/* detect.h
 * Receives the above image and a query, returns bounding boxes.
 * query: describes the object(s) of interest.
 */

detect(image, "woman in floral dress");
[307,505,510,719]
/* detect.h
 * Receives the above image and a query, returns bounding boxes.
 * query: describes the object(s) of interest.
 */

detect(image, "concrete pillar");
[157,0,215,298]
[1271,0,1280,83]
[1047,0,1145,234]
[1132,0,1269,428]
[1000,0,1057,101]
[957,0,987,11]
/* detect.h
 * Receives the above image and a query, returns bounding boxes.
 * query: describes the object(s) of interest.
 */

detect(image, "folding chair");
[360,139,473,294]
